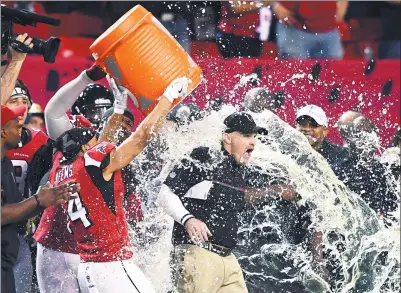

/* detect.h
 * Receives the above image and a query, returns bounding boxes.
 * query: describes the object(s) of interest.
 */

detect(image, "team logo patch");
[96,145,107,154]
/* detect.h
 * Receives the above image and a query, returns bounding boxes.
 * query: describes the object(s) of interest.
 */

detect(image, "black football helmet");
[71,84,114,126]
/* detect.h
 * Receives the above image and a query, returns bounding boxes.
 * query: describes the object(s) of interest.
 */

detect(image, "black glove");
[86,63,107,81]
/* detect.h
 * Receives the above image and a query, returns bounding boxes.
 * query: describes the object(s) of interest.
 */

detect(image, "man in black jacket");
[295,104,349,176]
[158,112,297,293]
[337,116,398,222]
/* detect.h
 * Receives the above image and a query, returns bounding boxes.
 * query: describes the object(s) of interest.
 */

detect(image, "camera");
[1,4,61,63]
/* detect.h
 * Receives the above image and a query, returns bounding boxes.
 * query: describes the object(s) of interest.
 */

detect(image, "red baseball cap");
[1,105,26,128]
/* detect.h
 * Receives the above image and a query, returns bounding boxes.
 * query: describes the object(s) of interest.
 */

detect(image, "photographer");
[1,33,33,105]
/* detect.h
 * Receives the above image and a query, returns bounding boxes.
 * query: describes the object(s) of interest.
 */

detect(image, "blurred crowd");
[11,0,401,59]
[1,1,400,293]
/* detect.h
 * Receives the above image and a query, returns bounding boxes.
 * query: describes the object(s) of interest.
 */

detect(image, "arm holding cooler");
[102,77,190,175]
[45,70,94,140]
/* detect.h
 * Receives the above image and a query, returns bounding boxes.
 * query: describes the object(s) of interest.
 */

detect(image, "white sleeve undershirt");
[157,184,194,226]
[45,70,94,140]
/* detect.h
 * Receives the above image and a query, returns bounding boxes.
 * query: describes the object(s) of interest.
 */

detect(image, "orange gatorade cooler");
[90,5,203,115]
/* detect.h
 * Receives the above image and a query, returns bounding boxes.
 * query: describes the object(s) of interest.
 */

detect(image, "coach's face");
[224,131,256,165]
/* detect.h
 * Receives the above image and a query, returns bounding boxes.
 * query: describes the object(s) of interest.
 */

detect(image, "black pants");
[216,31,262,58]
[1,267,16,293]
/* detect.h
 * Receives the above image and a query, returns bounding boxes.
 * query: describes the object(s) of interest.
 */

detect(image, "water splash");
[229,73,260,99]
[281,73,306,87]
[128,101,399,293]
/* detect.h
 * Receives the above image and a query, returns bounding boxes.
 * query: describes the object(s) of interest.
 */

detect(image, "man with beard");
[238,105,342,292]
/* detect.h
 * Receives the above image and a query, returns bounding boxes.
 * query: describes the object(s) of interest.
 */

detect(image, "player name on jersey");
[55,165,74,184]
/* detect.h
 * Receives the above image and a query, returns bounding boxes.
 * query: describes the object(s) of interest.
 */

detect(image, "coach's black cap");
[55,127,96,160]
[224,112,267,135]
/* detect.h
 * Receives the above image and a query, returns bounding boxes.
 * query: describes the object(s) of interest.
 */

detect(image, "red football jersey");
[48,141,133,262]
[34,151,78,254]
[6,127,49,196]
[34,115,96,253]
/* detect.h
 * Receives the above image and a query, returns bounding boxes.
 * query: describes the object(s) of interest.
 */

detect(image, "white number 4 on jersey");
[67,193,93,229]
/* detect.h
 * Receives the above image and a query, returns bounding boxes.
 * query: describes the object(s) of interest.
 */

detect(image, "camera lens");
[31,37,61,63]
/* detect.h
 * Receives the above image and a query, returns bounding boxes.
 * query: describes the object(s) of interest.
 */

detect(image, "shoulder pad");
[53,150,64,162]
[30,128,49,144]
[24,127,49,150]
[84,141,116,167]
[68,114,93,129]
